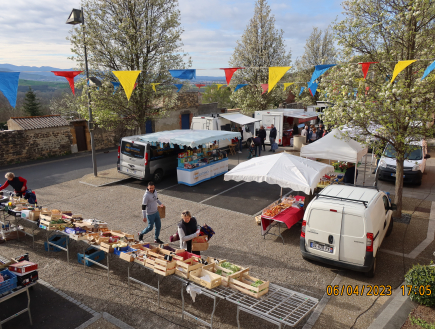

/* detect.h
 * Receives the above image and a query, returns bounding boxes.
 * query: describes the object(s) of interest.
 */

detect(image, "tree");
[49,91,82,120]
[321,0,435,216]
[292,26,337,106]
[229,0,291,113]
[22,87,42,116]
[68,0,190,133]
[201,85,235,109]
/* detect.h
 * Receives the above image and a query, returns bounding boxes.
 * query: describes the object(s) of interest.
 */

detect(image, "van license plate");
[126,169,137,174]
[310,241,333,253]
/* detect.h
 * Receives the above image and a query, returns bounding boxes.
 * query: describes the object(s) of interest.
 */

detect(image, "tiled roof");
[10,115,71,130]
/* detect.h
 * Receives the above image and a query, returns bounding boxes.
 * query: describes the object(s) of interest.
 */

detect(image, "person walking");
[238,126,243,154]
[258,125,267,151]
[269,124,277,152]
[0,172,28,197]
[139,181,165,243]
[253,136,262,157]
[178,210,201,255]
[301,125,309,143]
[316,124,324,140]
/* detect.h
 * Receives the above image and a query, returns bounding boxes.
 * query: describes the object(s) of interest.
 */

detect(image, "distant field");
[18,79,69,89]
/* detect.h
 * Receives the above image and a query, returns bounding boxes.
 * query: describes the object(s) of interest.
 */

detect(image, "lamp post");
[66,8,98,177]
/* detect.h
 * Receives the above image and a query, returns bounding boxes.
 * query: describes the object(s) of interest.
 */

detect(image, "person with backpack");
[0,172,27,197]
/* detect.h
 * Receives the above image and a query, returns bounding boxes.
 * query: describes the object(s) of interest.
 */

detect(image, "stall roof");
[282,110,318,119]
[129,129,241,148]
[220,113,260,125]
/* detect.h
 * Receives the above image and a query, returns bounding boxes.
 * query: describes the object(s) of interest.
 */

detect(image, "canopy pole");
[328,159,330,165]
[280,186,283,200]
[363,154,367,186]
[369,148,374,176]
[354,162,357,186]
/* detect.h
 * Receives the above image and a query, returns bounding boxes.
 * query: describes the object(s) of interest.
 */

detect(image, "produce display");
[262,196,302,218]
[318,173,344,187]
[178,145,227,170]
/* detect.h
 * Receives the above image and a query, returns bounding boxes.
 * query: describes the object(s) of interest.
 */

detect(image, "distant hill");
[18,79,69,92]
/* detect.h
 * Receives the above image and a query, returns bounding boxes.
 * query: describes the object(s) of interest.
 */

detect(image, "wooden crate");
[69,232,88,241]
[145,257,155,269]
[154,258,177,276]
[39,219,68,231]
[189,268,222,289]
[202,264,249,287]
[99,242,115,253]
[206,257,226,265]
[228,273,269,298]
[175,257,203,279]
[120,251,135,262]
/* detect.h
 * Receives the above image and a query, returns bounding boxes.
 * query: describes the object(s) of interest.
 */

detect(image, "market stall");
[224,153,333,242]
[133,129,241,186]
[300,128,368,185]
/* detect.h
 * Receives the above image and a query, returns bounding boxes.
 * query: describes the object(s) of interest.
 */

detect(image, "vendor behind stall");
[0,172,27,197]
[178,210,201,255]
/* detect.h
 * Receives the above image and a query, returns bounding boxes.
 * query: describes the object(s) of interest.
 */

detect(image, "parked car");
[117,136,180,183]
[377,140,430,185]
[300,185,396,277]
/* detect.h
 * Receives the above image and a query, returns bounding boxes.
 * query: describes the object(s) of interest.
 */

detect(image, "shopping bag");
[158,205,166,219]
[271,142,278,151]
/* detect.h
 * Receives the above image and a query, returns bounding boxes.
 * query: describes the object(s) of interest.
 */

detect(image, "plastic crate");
[44,234,69,252]
[77,248,106,267]
[0,269,18,295]
[113,246,130,256]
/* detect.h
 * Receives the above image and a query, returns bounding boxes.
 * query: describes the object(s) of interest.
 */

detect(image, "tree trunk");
[393,156,404,217]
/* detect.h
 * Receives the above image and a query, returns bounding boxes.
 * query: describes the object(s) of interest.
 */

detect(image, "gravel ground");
[1,178,434,329]
[85,318,122,329]
[401,305,435,329]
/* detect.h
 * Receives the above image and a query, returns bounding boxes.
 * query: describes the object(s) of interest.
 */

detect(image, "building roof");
[8,115,71,130]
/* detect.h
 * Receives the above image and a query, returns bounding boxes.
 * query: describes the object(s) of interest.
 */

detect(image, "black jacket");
[269,127,277,139]
[253,137,262,146]
[344,166,358,184]
[316,128,324,139]
[258,129,266,142]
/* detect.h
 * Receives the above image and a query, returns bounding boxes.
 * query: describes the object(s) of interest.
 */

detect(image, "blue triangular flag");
[309,82,318,95]
[174,84,183,92]
[111,81,120,94]
[309,64,336,85]
[169,69,196,80]
[299,87,305,96]
[421,60,435,80]
[234,84,248,92]
[0,72,20,108]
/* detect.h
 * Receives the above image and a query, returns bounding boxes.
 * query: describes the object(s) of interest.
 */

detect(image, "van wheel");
[386,218,393,237]
[365,257,376,278]
[153,169,163,183]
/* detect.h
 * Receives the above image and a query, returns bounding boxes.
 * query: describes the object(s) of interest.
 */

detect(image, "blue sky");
[0,0,343,76]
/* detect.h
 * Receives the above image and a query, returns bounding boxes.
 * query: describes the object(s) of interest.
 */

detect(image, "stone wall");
[0,127,72,166]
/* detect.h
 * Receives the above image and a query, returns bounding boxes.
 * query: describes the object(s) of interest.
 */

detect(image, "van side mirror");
[424,154,431,159]
[390,203,397,211]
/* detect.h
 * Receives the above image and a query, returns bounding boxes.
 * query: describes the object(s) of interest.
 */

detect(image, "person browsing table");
[178,210,201,255]
[139,181,165,244]
[0,172,27,197]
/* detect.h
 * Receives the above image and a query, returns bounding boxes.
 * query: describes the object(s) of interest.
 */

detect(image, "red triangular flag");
[309,88,313,96]
[261,84,268,94]
[52,71,83,95]
[359,62,378,79]
[220,68,244,85]
[133,82,138,90]
[195,84,205,91]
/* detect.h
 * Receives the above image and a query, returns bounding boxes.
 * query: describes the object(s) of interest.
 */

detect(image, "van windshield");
[121,141,145,159]
[384,143,422,161]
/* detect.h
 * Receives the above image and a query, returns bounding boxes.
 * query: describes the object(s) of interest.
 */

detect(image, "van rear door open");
[306,208,342,261]
[119,141,146,178]
[339,213,366,265]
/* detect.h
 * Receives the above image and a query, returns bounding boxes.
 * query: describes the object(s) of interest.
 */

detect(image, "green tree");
[201,84,235,108]
[67,0,190,133]
[229,0,291,113]
[321,0,435,216]
[22,87,42,116]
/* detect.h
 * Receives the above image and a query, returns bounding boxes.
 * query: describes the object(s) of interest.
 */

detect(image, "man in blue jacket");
[139,181,165,243]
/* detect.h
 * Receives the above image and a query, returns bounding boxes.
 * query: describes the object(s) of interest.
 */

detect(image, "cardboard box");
[29,210,40,221]
[192,242,209,251]
[9,261,38,274]
[158,205,166,219]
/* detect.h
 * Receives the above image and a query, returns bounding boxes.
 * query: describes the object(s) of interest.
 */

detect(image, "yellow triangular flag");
[151,83,160,92]
[268,67,291,93]
[216,84,226,90]
[112,71,141,100]
[283,82,294,91]
[390,60,416,84]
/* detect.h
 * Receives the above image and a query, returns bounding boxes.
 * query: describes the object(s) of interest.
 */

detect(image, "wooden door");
[75,125,87,152]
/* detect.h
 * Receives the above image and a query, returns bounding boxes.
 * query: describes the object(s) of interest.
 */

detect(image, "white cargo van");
[300,185,396,277]
[117,136,180,183]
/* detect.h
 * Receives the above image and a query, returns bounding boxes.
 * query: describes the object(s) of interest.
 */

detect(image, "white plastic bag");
[186,284,202,302]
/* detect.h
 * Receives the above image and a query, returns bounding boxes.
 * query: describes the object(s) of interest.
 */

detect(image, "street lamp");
[66,7,98,177]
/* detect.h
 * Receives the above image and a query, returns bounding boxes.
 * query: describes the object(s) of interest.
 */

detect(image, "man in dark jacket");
[269,124,277,152]
[316,124,325,139]
[258,126,266,151]
[253,136,262,157]
[344,163,358,185]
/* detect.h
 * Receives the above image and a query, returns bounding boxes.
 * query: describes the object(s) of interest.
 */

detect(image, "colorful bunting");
[261,84,268,94]
[221,68,244,85]
[299,87,304,96]
[0,72,20,108]
[133,82,138,90]
[309,65,336,85]
[174,84,183,92]
[234,84,248,92]
[112,70,141,101]
[283,82,294,91]
[52,71,82,95]
[195,84,205,91]
[390,60,416,83]
[216,84,226,90]
[359,62,378,79]
[169,69,196,80]
[268,67,291,92]
[308,82,318,96]
[151,83,160,92]
[111,81,120,94]
[421,60,435,80]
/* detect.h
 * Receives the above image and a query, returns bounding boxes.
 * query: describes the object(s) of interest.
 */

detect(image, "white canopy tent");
[219,113,260,125]
[224,153,333,195]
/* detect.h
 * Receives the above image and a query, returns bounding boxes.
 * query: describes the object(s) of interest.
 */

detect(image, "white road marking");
[198,182,246,204]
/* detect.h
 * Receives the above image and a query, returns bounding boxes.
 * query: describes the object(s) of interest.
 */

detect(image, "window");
[150,143,178,160]
[384,143,422,160]
[121,141,145,159]
[341,214,365,237]
[308,209,342,234]
[382,196,390,214]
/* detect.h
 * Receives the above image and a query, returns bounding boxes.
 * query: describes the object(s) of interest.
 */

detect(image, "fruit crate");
[189,268,222,289]
[202,263,249,287]
[175,257,203,279]
[39,218,69,231]
[0,269,17,295]
[228,272,269,298]
[146,248,182,276]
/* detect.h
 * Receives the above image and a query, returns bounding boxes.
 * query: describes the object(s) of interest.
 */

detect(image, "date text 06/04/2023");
[326,285,432,297]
